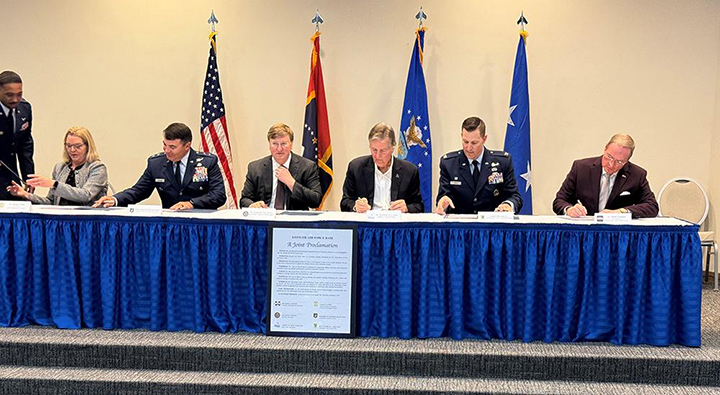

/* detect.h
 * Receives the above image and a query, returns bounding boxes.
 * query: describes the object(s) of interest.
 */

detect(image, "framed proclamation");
[267,224,357,337]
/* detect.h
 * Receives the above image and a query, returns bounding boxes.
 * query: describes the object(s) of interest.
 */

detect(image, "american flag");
[200,32,238,208]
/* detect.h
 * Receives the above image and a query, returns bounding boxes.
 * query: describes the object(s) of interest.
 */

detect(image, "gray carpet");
[0,281,716,393]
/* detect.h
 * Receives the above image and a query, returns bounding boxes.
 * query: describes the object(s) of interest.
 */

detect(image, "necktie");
[174,162,182,186]
[5,109,13,132]
[472,160,480,187]
[598,173,610,211]
[274,165,286,210]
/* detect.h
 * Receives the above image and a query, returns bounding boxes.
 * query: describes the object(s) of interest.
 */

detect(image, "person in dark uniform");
[240,123,321,210]
[0,70,34,200]
[340,122,424,213]
[93,122,226,210]
[436,116,522,214]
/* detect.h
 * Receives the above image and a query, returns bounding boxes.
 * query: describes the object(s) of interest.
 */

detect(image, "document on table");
[268,225,357,337]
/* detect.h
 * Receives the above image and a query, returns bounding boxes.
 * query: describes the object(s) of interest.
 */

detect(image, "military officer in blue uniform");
[0,70,34,200]
[436,116,522,214]
[94,123,226,210]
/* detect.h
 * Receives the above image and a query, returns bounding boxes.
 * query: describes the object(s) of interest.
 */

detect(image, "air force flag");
[397,28,432,212]
[503,31,532,214]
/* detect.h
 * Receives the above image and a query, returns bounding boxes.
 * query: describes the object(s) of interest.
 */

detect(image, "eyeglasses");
[604,152,625,166]
[65,143,86,151]
[271,142,289,149]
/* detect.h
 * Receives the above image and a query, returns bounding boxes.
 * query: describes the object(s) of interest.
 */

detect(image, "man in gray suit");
[240,123,322,210]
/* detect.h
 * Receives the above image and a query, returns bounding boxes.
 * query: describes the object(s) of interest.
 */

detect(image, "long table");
[0,207,702,346]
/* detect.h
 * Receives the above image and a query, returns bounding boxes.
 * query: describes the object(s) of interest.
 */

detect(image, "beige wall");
[3,0,719,226]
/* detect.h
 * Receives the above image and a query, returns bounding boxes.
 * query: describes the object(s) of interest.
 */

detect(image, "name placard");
[594,212,632,224]
[241,207,277,220]
[127,205,163,216]
[480,211,515,222]
[366,210,402,221]
[0,200,32,212]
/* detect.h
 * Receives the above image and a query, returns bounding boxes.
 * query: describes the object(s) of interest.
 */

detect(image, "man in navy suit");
[240,123,321,210]
[94,123,226,210]
[436,116,522,214]
[0,70,34,200]
[553,133,658,218]
[341,122,423,213]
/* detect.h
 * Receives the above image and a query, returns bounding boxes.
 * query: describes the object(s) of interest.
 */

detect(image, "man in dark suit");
[0,70,34,200]
[553,133,658,218]
[340,123,423,213]
[240,123,321,210]
[436,116,522,214]
[94,123,226,210]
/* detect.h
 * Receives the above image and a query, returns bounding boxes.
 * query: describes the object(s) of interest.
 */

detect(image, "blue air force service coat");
[114,148,226,209]
[436,149,523,214]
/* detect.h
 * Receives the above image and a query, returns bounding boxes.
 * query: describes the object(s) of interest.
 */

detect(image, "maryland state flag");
[301,32,333,209]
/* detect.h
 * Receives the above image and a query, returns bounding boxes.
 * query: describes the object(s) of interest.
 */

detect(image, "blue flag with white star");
[503,31,532,214]
[397,28,432,212]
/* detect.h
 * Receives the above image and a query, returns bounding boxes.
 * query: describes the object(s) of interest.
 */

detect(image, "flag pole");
[208,10,218,32]
[312,10,323,32]
[302,10,333,210]
[415,7,427,28]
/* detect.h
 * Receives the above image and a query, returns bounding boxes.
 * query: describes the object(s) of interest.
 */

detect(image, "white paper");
[480,211,515,222]
[366,210,402,221]
[240,207,276,219]
[269,227,354,335]
[127,205,163,216]
[0,200,32,212]
[594,212,632,224]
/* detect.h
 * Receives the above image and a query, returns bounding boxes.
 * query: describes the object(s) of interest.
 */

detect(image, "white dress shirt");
[372,157,393,210]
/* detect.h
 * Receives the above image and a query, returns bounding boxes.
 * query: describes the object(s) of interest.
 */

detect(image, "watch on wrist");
[53,181,59,189]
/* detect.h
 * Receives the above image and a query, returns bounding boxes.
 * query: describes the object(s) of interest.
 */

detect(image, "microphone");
[0,160,26,186]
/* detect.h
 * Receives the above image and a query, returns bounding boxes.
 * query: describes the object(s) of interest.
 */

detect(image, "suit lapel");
[458,152,474,191]
[390,159,402,201]
[13,107,23,134]
[287,153,307,206]
[607,165,629,205]
[474,151,491,197]
[164,160,178,189]
[589,157,603,211]
[181,149,196,190]
[263,156,274,202]
[363,158,375,206]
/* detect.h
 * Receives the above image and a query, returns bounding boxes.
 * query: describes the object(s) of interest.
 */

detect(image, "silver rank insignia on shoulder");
[491,162,499,167]
[196,157,204,162]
